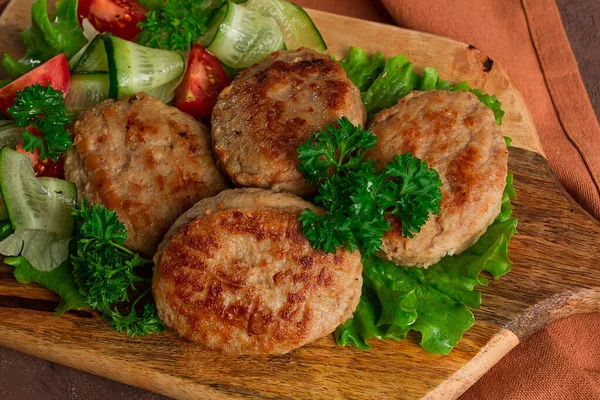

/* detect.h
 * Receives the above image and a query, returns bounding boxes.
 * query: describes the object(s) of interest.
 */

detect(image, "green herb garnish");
[7,83,72,161]
[137,0,213,52]
[297,117,442,255]
[70,200,164,337]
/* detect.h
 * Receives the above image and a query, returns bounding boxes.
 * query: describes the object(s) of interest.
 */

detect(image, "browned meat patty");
[64,93,229,256]
[211,48,366,196]
[367,90,508,267]
[153,188,363,355]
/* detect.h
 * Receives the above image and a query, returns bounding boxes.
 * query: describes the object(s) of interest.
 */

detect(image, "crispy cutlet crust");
[153,189,363,355]
[367,90,508,267]
[211,48,366,196]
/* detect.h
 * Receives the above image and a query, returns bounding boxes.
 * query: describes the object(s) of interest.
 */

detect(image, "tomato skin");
[0,54,70,117]
[173,45,229,118]
[15,141,40,168]
[78,0,147,41]
[16,144,65,178]
[15,128,65,178]
[35,156,65,178]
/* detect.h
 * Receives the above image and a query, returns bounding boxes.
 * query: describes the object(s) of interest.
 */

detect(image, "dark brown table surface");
[0,0,598,399]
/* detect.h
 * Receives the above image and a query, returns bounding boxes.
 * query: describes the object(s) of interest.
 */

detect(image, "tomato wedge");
[0,54,70,117]
[78,0,147,41]
[15,128,65,178]
[173,44,229,119]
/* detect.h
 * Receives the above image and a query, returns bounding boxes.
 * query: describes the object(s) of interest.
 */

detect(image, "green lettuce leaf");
[335,173,517,354]
[5,256,88,316]
[340,48,505,124]
[339,47,386,92]
[2,0,87,78]
[361,55,420,119]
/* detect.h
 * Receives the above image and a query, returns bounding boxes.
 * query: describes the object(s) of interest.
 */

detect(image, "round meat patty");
[153,188,363,355]
[211,48,366,196]
[65,92,229,256]
[367,90,508,267]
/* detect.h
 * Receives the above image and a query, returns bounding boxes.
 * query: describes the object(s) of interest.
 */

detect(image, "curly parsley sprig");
[70,200,164,337]
[7,83,72,161]
[298,117,442,255]
[137,0,214,52]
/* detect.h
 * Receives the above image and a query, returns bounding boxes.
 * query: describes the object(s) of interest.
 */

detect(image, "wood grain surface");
[0,1,598,399]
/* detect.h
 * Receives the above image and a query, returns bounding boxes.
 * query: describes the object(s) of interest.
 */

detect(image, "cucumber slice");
[205,2,286,69]
[245,0,327,51]
[65,73,110,113]
[0,147,76,237]
[0,123,24,220]
[145,78,183,104]
[102,33,186,99]
[198,4,227,47]
[69,35,108,73]
[0,121,23,149]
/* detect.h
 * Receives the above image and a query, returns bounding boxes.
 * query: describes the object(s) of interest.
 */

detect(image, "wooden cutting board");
[0,1,599,399]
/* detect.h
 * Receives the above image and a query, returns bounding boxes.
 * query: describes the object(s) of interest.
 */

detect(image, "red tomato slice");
[15,128,65,178]
[0,54,70,117]
[34,155,65,178]
[15,141,40,168]
[173,44,229,119]
[78,0,147,41]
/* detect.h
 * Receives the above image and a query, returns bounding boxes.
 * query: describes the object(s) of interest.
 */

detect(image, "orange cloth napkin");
[295,0,600,398]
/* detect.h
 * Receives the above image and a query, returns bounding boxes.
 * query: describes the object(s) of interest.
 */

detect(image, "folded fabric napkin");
[296,0,600,398]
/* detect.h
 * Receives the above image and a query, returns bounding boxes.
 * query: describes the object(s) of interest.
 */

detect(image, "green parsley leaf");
[297,119,442,255]
[380,153,442,238]
[297,116,377,185]
[108,302,165,336]
[7,83,72,161]
[70,200,164,337]
[137,0,213,52]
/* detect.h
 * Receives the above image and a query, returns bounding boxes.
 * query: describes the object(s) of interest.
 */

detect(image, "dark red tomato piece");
[0,54,70,117]
[78,0,147,41]
[34,156,65,178]
[16,128,64,178]
[173,44,229,118]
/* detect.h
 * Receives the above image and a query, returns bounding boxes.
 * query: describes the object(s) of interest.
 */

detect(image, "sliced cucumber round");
[0,122,25,220]
[69,35,109,73]
[199,4,227,47]
[102,33,186,99]
[245,0,327,51]
[0,147,76,237]
[0,121,24,149]
[65,73,110,113]
[205,2,286,69]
